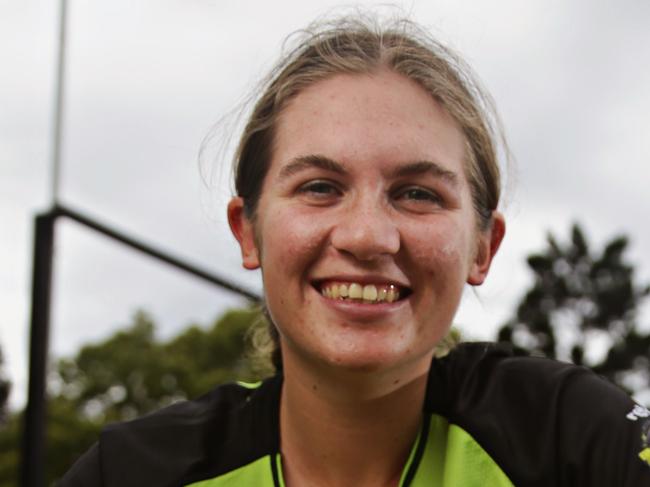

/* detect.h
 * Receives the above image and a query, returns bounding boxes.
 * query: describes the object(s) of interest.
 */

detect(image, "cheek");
[258,206,326,276]
[404,219,474,276]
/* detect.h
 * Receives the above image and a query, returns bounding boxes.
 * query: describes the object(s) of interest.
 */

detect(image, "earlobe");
[467,212,506,286]
[227,197,260,270]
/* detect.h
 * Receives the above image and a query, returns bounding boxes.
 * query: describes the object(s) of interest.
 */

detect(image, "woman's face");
[229,70,503,375]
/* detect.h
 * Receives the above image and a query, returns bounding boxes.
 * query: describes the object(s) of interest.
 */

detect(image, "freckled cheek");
[404,224,469,272]
[259,210,329,275]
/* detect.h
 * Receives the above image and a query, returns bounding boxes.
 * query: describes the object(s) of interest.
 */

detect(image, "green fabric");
[185,456,275,487]
[235,380,263,390]
[640,447,650,466]
[398,422,426,485]
[186,414,513,487]
[409,414,514,487]
[275,454,286,487]
[405,415,445,486]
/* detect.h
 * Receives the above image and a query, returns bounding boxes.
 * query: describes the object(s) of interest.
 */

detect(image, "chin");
[318,343,422,374]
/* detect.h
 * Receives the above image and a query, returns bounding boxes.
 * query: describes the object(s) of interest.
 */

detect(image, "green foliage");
[0,411,21,487]
[54,308,273,425]
[0,400,106,487]
[0,306,273,486]
[497,224,650,400]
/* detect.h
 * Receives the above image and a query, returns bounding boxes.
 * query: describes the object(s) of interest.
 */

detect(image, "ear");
[227,197,260,270]
[467,211,505,286]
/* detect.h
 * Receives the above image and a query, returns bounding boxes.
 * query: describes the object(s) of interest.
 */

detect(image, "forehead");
[270,70,467,179]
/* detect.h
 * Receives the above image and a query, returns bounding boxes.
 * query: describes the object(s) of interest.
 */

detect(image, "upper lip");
[311,274,411,290]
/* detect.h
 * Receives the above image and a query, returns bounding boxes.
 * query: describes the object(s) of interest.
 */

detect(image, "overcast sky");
[2,0,649,409]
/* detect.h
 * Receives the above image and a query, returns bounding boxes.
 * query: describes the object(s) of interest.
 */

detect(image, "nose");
[330,196,400,261]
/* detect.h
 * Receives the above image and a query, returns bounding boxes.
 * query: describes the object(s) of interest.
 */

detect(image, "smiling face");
[229,70,504,376]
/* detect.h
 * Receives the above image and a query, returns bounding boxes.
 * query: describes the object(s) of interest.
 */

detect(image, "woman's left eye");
[395,187,442,205]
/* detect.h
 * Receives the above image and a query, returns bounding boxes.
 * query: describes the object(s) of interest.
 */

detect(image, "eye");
[395,186,443,205]
[296,180,342,200]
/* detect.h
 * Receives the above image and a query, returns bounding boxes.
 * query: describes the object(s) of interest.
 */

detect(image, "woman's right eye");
[297,180,341,198]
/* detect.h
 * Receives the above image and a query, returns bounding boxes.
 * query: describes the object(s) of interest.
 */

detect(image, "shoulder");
[427,341,618,408]
[60,376,282,487]
[426,341,637,417]
[425,342,650,486]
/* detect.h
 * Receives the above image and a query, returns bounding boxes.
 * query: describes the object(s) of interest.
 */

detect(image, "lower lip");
[314,287,407,321]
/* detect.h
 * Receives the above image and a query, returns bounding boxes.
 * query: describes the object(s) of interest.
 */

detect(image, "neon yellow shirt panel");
[409,414,514,487]
[185,455,275,487]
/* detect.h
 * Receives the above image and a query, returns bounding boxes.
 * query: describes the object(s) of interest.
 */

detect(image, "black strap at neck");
[271,453,282,487]
[401,414,432,487]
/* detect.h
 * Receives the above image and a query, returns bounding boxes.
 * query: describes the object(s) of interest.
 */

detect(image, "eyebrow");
[278,154,346,179]
[278,154,459,187]
[391,160,459,187]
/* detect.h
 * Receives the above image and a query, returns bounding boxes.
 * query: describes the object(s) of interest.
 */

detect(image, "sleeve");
[427,343,650,486]
[556,371,650,486]
[58,442,103,486]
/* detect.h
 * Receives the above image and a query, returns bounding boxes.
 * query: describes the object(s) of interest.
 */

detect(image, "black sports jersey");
[60,343,650,486]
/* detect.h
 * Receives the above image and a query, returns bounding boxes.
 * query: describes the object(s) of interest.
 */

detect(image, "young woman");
[62,17,650,487]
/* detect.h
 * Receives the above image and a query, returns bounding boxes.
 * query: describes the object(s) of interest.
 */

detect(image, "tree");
[0,346,10,425]
[54,307,273,424]
[497,224,650,401]
[0,306,273,486]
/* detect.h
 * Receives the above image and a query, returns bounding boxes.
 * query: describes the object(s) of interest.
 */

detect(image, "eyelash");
[297,180,341,196]
[394,186,443,205]
[296,181,444,208]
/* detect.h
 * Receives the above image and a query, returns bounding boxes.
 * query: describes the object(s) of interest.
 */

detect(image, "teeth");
[348,283,363,299]
[385,289,397,303]
[339,284,348,297]
[362,285,377,301]
[320,282,402,304]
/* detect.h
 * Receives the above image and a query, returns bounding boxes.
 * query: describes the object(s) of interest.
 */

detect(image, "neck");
[279,351,431,487]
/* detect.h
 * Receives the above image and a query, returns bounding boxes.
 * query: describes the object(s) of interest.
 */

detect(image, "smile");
[318,281,409,304]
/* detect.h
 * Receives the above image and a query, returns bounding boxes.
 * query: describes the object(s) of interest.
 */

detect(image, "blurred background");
[1,0,649,483]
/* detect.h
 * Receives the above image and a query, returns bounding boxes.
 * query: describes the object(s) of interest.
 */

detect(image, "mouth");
[314,280,412,304]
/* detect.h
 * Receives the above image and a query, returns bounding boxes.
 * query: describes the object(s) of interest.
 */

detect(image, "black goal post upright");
[20,205,260,486]
[20,212,56,487]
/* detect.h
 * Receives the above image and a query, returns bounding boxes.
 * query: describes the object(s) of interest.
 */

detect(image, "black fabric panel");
[425,342,650,487]
[61,375,282,487]
[59,443,104,486]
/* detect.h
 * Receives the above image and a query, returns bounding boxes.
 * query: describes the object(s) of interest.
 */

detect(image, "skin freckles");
[228,69,503,378]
